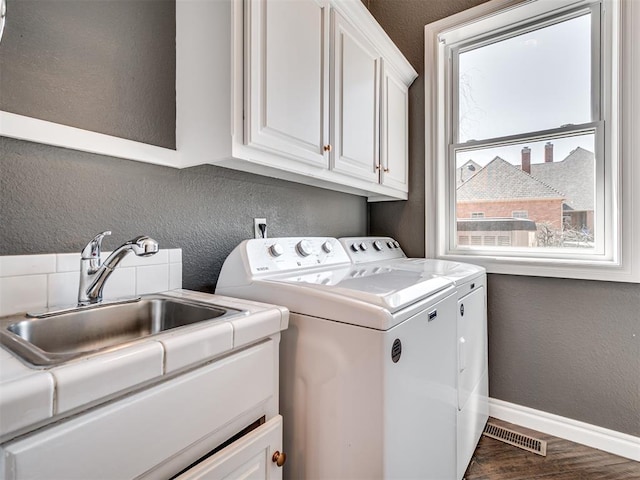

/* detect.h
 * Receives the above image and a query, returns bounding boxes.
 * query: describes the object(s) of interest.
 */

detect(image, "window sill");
[438,252,639,283]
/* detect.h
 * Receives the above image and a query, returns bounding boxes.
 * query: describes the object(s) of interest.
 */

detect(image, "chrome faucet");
[78,231,159,305]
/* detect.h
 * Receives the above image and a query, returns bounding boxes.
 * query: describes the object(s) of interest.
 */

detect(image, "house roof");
[456,159,482,187]
[529,147,594,211]
[457,156,564,202]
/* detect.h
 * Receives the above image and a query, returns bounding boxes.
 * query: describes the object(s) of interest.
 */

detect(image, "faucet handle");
[81,231,112,260]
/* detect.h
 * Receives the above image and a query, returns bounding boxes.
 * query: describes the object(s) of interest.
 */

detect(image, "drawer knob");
[323,144,332,152]
[272,450,287,467]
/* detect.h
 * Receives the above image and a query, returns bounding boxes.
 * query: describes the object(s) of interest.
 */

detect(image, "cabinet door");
[380,62,409,192]
[245,0,329,168]
[330,10,380,182]
[176,416,284,480]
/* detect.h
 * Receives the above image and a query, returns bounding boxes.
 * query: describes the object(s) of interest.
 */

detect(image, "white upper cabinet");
[245,0,329,168]
[242,0,415,200]
[330,10,380,184]
[380,61,410,192]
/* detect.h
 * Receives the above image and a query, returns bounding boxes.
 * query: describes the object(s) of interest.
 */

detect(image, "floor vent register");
[482,422,548,456]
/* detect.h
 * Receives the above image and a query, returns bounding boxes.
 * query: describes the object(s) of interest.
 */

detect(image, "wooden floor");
[464,418,640,480]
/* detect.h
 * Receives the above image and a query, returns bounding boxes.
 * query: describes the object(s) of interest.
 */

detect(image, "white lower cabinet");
[0,340,282,480]
[176,416,284,480]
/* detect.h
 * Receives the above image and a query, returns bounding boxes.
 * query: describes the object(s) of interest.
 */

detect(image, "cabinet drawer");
[1,340,276,480]
[176,415,283,480]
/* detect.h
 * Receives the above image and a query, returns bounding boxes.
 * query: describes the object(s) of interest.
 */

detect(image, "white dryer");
[216,237,458,479]
[340,237,489,480]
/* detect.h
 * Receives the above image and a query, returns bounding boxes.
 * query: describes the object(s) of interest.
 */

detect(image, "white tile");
[136,264,169,295]
[51,342,163,414]
[169,263,182,290]
[102,267,136,300]
[48,272,79,308]
[161,323,233,373]
[169,249,182,264]
[56,253,81,272]
[230,310,283,349]
[0,255,56,278]
[0,275,48,316]
[0,372,54,437]
[0,349,38,383]
[120,249,169,268]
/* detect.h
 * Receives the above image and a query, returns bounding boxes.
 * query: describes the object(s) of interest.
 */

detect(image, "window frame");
[424,0,640,283]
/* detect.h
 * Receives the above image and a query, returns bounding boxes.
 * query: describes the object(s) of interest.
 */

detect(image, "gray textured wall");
[366,0,640,436]
[0,1,367,292]
[0,0,176,149]
[0,138,367,291]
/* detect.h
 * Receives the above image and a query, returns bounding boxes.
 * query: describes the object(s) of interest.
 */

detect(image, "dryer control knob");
[296,240,313,257]
[269,243,284,257]
[373,240,383,251]
[359,242,368,251]
[387,241,394,249]
[393,241,400,248]
[322,241,333,253]
[350,243,359,252]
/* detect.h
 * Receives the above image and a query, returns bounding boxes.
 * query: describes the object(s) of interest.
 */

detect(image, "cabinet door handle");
[376,164,381,170]
[272,450,287,467]
[383,167,390,173]
[323,144,332,152]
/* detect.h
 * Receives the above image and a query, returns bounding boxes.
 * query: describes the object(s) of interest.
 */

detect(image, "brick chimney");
[521,147,531,174]
[545,142,554,163]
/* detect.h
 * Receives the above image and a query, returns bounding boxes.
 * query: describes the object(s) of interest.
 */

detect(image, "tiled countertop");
[0,290,288,442]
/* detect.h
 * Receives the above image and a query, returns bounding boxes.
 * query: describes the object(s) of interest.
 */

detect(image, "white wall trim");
[489,398,640,462]
[0,111,180,168]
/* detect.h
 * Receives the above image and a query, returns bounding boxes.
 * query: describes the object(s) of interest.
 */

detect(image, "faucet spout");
[78,233,159,305]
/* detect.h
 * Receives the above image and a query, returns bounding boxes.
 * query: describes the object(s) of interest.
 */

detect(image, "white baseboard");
[489,398,640,462]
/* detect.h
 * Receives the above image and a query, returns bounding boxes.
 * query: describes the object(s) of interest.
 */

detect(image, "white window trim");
[425,0,640,283]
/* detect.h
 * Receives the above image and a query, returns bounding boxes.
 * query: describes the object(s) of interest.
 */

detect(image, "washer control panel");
[339,237,406,264]
[245,237,350,274]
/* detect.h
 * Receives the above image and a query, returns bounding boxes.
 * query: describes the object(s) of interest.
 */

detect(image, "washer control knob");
[393,241,400,248]
[359,242,368,251]
[269,243,284,257]
[322,241,333,253]
[296,240,313,257]
[350,243,359,252]
[373,240,383,251]
[387,241,394,249]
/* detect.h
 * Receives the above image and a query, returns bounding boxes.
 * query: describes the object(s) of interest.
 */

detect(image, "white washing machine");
[340,237,489,480]
[216,237,458,479]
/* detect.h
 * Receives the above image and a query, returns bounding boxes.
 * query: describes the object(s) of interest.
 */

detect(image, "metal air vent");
[482,422,547,456]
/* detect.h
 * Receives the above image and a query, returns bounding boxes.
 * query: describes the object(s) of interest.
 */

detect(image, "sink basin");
[0,295,244,366]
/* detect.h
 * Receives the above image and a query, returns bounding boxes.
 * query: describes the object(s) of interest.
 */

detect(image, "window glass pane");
[458,14,592,142]
[455,134,596,249]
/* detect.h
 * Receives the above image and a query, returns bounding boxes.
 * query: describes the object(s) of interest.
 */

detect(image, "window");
[425,0,640,282]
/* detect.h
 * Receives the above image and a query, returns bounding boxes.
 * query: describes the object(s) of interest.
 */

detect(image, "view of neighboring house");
[530,146,595,232]
[456,159,482,187]
[456,143,595,247]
